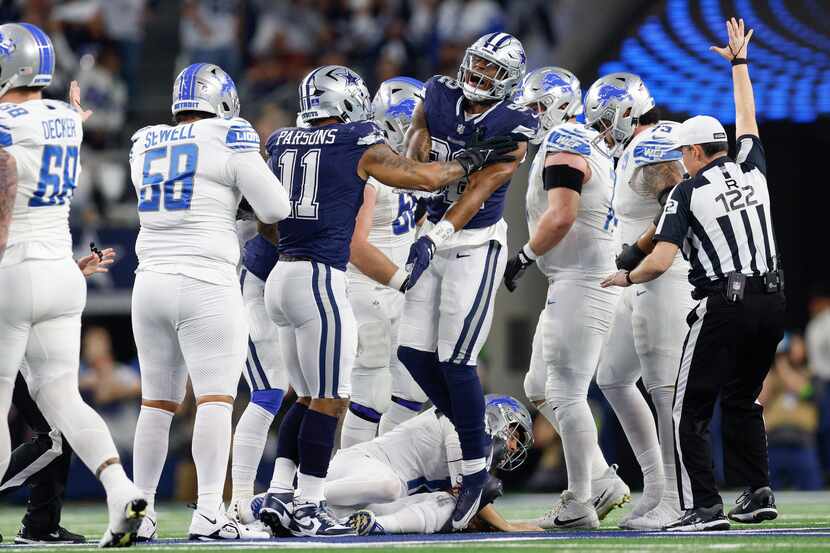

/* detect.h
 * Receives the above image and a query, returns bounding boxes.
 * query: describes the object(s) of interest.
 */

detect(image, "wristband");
[521,243,538,261]
[388,267,408,291]
[731,58,748,66]
[425,219,455,249]
[625,271,634,285]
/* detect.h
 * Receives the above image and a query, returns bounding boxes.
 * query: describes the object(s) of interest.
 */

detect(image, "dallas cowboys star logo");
[519,51,526,65]
[341,71,360,86]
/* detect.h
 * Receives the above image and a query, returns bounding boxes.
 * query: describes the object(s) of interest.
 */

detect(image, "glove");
[615,242,647,271]
[455,136,521,177]
[503,246,536,292]
[404,235,436,290]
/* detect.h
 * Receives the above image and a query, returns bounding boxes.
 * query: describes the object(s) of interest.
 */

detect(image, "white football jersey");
[614,121,689,275]
[526,122,617,280]
[0,100,83,267]
[347,176,417,285]
[130,117,260,286]
[352,407,463,493]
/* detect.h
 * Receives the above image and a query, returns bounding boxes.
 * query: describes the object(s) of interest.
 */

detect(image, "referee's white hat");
[674,115,728,147]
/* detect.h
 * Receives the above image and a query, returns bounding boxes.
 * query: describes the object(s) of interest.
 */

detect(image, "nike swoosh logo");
[636,290,646,296]
[199,513,217,525]
[296,520,316,531]
[593,490,608,508]
[554,515,586,526]
[456,253,471,258]
[547,300,556,305]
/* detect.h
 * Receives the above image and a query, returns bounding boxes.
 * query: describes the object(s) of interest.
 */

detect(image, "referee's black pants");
[672,290,785,510]
[0,373,72,533]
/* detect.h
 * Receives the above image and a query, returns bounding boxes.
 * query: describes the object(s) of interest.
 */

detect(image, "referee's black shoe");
[728,487,778,524]
[15,525,85,544]
[664,505,730,532]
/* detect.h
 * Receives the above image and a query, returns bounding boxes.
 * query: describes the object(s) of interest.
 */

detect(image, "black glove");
[503,246,535,292]
[615,242,647,271]
[455,136,520,177]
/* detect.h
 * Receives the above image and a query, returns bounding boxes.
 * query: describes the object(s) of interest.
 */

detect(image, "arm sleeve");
[653,182,691,247]
[442,417,464,488]
[229,152,291,224]
[736,134,766,177]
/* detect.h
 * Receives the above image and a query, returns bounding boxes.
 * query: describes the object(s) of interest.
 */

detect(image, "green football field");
[0,491,828,552]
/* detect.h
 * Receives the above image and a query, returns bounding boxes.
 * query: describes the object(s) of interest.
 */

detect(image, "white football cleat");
[135,510,157,542]
[99,490,147,548]
[625,500,683,530]
[537,491,600,530]
[591,464,631,520]
[188,509,270,540]
[228,497,257,525]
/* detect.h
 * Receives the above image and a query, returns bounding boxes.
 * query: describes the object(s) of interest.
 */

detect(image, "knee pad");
[349,367,392,414]
[251,389,285,415]
[554,399,596,433]
[356,321,391,371]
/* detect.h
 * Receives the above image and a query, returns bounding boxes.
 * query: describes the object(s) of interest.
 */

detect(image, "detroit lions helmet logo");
[596,84,630,103]
[542,71,569,91]
[0,33,16,58]
[385,98,417,119]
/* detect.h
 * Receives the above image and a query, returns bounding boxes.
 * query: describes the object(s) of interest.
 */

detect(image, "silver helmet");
[0,23,55,98]
[514,67,582,144]
[583,72,655,155]
[298,65,372,125]
[458,32,526,103]
[485,394,533,471]
[172,63,240,119]
[372,76,425,153]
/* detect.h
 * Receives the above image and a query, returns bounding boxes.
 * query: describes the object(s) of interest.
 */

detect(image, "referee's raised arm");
[710,18,758,139]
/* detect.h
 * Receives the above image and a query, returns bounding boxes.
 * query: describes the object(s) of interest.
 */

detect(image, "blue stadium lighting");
[599,0,830,124]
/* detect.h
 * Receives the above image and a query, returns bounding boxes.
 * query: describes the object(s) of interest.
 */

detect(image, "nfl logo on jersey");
[457,123,465,134]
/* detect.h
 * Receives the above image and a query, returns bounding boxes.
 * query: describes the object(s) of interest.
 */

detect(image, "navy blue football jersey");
[423,75,538,228]
[266,120,385,270]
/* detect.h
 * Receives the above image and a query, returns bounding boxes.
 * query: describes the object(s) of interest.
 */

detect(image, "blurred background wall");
[2,0,829,501]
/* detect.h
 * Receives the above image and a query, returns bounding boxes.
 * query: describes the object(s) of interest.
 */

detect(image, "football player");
[341,76,428,447]
[506,67,630,529]
[586,74,692,529]
[129,63,290,540]
[0,22,145,547]
[257,65,519,537]
[397,32,539,530]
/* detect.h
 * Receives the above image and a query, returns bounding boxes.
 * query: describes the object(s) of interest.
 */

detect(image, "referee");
[602,18,784,531]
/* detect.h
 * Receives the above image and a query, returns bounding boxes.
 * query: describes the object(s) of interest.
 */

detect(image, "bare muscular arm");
[403,101,431,162]
[357,142,466,192]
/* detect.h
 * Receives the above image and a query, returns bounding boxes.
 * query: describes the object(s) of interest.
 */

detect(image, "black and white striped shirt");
[654,135,777,288]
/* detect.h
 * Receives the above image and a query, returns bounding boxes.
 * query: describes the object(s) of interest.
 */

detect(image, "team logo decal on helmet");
[0,33,15,58]
[372,76,425,153]
[514,66,583,143]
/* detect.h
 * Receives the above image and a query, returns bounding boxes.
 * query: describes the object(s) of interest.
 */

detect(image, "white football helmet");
[485,394,533,472]
[372,76,425,153]
[298,65,372,125]
[583,72,654,155]
[0,23,55,97]
[514,67,582,143]
[458,32,526,103]
[172,63,240,119]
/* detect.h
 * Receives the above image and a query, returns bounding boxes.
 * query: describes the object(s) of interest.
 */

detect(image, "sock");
[231,402,275,501]
[554,399,597,502]
[296,409,338,503]
[341,402,380,448]
[461,458,487,476]
[269,457,297,494]
[133,406,174,511]
[651,386,679,509]
[379,397,422,435]
[440,361,486,460]
[192,402,232,516]
[275,402,308,465]
[100,463,137,527]
[398,347,453,419]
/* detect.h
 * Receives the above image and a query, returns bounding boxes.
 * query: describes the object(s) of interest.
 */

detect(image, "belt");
[692,272,783,300]
[279,255,313,263]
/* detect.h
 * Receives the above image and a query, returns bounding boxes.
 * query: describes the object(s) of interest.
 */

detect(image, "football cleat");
[288,501,356,537]
[622,500,682,530]
[135,510,157,542]
[99,496,147,548]
[15,525,85,544]
[591,464,632,520]
[728,487,778,524]
[347,510,385,536]
[188,509,270,540]
[450,469,488,531]
[258,491,295,537]
[664,505,731,532]
[537,490,600,530]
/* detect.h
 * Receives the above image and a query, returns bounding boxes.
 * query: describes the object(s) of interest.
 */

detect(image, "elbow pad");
[543,164,584,193]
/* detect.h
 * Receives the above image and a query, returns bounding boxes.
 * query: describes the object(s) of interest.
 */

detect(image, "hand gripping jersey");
[614,121,689,276]
[422,75,538,232]
[0,100,83,267]
[352,407,463,493]
[526,123,616,280]
[347,176,417,285]
[266,121,386,270]
[130,116,260,286]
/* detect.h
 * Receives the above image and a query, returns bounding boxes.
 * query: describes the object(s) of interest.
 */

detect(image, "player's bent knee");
[196,394,234,406]
[310,397,349,418]
[350,367,392,413]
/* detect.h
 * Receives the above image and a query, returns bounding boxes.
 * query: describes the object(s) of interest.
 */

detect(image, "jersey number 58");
[138,144,199,212]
